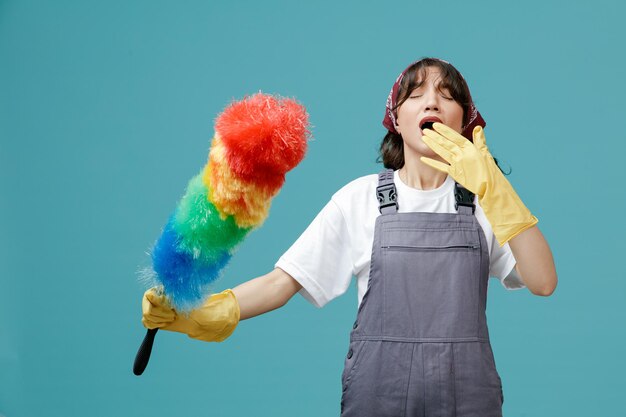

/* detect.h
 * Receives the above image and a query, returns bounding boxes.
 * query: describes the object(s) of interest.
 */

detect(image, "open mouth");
[420,121,435,131]
[419,117,443,133]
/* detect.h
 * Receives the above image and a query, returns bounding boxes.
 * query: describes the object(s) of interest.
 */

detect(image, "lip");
[419,116,443,133]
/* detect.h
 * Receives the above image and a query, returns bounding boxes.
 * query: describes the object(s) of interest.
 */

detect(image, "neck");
[398,153,448,190]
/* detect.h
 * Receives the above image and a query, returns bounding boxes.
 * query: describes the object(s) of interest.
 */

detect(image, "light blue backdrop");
[1,0,624,416]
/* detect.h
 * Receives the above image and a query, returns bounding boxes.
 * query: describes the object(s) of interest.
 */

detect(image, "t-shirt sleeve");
[274,199,354,308]
[489,239,526,290]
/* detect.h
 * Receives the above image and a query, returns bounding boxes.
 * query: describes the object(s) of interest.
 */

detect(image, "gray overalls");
[340,169,504,417]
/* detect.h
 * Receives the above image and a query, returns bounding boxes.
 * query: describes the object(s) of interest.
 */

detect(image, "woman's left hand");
[421,123,493,197]
[421,123,538,246]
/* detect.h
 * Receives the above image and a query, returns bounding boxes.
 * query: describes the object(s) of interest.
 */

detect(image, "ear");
[394,118,401,133]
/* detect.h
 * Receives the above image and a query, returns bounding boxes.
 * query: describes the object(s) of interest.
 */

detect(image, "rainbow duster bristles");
[145,93,310,311]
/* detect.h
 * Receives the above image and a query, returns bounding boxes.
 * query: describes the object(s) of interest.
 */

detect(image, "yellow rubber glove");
[142,287,240,342]
[421,123,538,246]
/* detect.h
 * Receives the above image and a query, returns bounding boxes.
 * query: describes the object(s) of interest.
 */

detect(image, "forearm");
[232,267,303,320]
[508,225,557,296]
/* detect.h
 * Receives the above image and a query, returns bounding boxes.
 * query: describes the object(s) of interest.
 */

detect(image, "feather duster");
[144,93,310,312]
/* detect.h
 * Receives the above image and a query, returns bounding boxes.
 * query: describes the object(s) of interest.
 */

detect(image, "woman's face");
[395,66,464,160]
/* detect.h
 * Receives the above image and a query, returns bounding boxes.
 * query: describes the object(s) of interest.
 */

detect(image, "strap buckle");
[377,184,398,214]
[454,183,475,214]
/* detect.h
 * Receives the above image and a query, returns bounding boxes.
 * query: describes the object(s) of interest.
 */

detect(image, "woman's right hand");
[141,288,177,330]
[141,287,241,343]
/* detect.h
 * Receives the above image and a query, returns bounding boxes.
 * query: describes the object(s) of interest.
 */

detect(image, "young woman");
[142,57,557,416]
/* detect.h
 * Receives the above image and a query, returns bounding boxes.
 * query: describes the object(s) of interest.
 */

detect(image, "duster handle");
[133,328,158,375]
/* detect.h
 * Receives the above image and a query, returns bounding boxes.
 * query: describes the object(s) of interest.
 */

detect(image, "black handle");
[133,328,158,376]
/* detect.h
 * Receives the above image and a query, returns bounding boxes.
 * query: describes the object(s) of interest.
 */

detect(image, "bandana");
[382,58,486,141]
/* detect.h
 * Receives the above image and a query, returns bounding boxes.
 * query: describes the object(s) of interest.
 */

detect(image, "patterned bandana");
[382,58,486,141]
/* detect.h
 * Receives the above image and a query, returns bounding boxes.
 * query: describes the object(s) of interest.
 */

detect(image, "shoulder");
[325,172,383,224]
[331,173,379,208]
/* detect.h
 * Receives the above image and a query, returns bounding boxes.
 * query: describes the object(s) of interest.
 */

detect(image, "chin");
[404,139,437,159]
[416,137,438,155]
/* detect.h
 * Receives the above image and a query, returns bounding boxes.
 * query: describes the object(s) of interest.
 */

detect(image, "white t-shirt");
[275,170,525,308]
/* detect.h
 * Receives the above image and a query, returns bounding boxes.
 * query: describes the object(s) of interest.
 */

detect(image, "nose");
[424,90,440,111]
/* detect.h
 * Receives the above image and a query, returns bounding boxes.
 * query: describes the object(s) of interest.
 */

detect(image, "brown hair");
[377,58,473,170]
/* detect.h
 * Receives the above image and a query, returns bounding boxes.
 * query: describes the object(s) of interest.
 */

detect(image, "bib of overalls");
[340,169,504,417]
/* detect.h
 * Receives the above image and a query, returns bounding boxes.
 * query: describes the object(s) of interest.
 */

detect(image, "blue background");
[1,0,625,416]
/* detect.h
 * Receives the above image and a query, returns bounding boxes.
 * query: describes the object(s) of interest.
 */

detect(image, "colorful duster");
[146,93,309,311]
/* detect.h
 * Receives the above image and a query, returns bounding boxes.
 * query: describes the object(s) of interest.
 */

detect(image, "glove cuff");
[188,289,241,343]
[480,174,539,246]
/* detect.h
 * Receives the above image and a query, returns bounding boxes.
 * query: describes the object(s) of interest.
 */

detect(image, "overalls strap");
[377,169,398,215]
[453,182,476,216]
[377,169,476,216]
